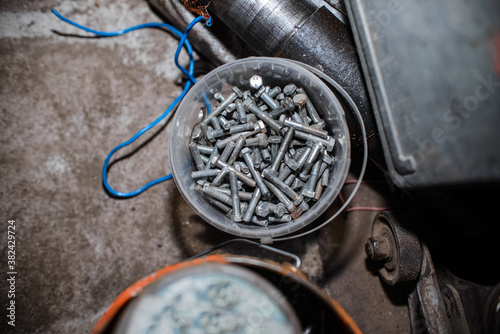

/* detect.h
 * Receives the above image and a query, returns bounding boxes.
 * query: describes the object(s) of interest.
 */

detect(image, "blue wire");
[52,9,211,198]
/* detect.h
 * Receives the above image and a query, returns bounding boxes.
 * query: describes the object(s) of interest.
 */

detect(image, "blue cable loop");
[52,9,211,198]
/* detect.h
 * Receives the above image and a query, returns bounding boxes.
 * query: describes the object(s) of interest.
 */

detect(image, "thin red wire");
[338,180,403,213]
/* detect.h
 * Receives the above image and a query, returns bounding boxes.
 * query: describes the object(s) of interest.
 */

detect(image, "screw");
[244,99,283,133]
[263,180,303,219]
[240,148,269,197]
[262,169,303,205]
[235,99,247,123]
[229,171,242,222]
[228,136,246,165]
[283,118,328,139]
[212,166,231,186]
[220,141,235,163]
[269,127,295,172]
[189,142,205,171]
[211,155,256,188]
[191,169,221,179]
[302,160,322,198]
[365,235,392,261]
[243,188,261,222]
[249,75,263,90]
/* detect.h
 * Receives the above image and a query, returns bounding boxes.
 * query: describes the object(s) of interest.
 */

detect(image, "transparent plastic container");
[170,57,350,239]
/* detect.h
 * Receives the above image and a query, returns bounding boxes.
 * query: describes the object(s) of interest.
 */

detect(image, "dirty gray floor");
[0,1,409,333]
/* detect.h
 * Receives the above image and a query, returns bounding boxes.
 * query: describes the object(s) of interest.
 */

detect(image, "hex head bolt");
[220,141,236,163]
[243,188,261,222]
[191,169,221,179]
[268,215,292,223]
[253,148,263,170]
[263,180,303,219]
[262,169,303,205]
[260,91,280,110]
[210,155,256,188]
[214,188,253,201]
[249,75,263,90]
[302,160,322,198]
[216,131,252,149]
[283,118,328,139]
[229,121,255,135]
[195,185,232,214]
[212,166,231,186]
[296,87,324,127]
[204,92,237,124]
[229,171,242,222]
[255,201,286,218]
[261,148,272,163]
[300,142,323,179]
[218,116,231,130]
[244,99,283,133]
[269,127,295,172]
[228,136,246,165]
[240,148,269,197]
[205,145,219,171]
[294,130,335,152]
[201,183,233,206]
[189,142,205,171]
[251,216,268,227]
[365,235,392,261]
[235,99,247,123]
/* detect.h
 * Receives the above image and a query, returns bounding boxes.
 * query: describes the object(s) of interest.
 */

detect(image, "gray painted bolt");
[191,169,221,179]
[249,75,263,90]
[243,188,261,223]
[212,166,231,186]
[270,127,295,172]
[240,148,269,197]
[262,169,303,205]
[189,142,205,171]
[220,141,235,163]
[235,99,247,123]
[228,136,246,165]
[283,118,328,139]
[294,130,335,151]
[268,215,292,223]
[211,155,256,187]
[263,180,302,219]
[229,171,242,222]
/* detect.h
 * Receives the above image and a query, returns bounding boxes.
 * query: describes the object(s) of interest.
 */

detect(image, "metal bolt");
[314,178,323,201]
[262,169,303,205]
[191,169,221,179]
[268,215,292,223]
[321,167,330,187]
[244,99,282,133]
[218,116,231,130]
[293,93,307,107]
[255,201,286,218]
[302,160,322,198]
[253,148,263,170]
[290,177,304,190]
[202,184,233,206]
[249,75,263,90]
[229,171,242,222]
[232,86,243,98]
[283,84,297,96]
[243,188,261,222]
[300,142,323,179]
[191,126,202,141]
[214,188,253,201]
[189,142,205,171]
[283,96,295,111]
[294,130,335,152]
[206,145,219,171]
[214,92,225,103]
[269,105,287,119]
[228,136,246,165]
[284,153,300,171]
[269,127,295,172]
[291,112,305,125]
[212,166,231,186]
[216,131,252,149]
[263,180,302,219]
[251,216,268,227]
[205,92,237,124]
[254,86,266,98]
[268,135,282,144]
[211,155,256,187]
[240,148,269,197]
[277,166,292,181]
[268,86,282,98]
[235,99,247,123]
[261,148,272,163]
[283,118,329,139]
[365,235,392,261]
[284,174,296,187]
[260,91,280,110]
[220,141,235,163]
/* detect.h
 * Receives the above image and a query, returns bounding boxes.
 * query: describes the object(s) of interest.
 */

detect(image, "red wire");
[338,180,403,213]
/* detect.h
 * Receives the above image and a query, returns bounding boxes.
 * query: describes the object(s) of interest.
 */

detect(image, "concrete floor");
[0,1,410,333]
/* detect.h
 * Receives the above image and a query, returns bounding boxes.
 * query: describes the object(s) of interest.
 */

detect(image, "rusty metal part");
[368,211,422,286]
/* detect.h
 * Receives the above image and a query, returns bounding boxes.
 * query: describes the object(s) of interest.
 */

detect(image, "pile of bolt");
[189,75,335,227]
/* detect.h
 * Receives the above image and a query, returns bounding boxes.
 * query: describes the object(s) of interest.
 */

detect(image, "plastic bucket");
[170,57,350,238]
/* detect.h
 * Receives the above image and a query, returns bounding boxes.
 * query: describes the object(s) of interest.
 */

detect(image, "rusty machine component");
[366,211,500,334]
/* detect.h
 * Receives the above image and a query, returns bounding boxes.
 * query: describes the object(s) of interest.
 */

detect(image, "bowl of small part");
[170,57,350,239]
